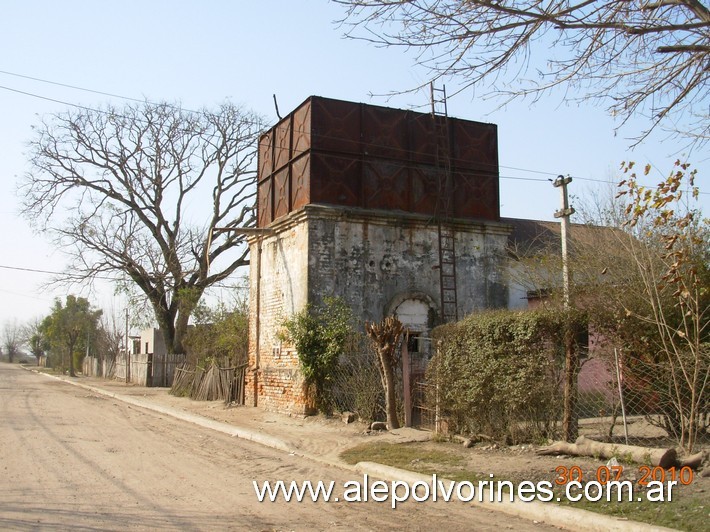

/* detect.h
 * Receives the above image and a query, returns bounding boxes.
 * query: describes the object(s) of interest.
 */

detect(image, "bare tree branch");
[19,101,265,354]
[334,0,710,146]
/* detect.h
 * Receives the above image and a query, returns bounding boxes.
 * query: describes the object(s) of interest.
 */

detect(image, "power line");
[0,84,266,130]
[0,287,54,302]
[0,263,119,281]
[0,84,110,115]
[0,264,65,275]
[0,263,249,289]
[0,69,153,106]
[1,72,707,195]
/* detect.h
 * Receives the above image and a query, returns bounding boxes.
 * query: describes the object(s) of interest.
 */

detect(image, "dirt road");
[0,364,554,531]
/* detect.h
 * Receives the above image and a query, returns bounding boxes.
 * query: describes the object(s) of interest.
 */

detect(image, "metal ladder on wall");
[430,83,458,323]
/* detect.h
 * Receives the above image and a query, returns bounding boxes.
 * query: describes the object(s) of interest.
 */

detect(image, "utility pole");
[553,175,574,308]
[125,307,130,384]
[553,175,577,441]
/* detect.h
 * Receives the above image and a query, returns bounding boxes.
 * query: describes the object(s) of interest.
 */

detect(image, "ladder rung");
[442,277,456,290]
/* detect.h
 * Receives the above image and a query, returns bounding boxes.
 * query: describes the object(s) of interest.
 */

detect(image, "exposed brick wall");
[246,214,311,414]
[247,205,511,415]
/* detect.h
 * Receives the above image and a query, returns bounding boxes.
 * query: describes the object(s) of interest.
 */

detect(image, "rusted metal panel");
[257,178,273,227]
[310,153,361,207]
[409,113,437,164]
[361,105,408,160]
[290,153,311,211]
[452,120,498,172]
[363,159,409,211]
[273,167,290,220]
[256,96,500,227]
[409,164,440,215]
[453,171,499,220]
[258,131,274,180]
[292,100,311,159]
[273,117,292,173]
[310,97,360,154]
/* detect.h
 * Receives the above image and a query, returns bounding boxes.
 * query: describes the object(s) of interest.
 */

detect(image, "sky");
[0,1,707,336]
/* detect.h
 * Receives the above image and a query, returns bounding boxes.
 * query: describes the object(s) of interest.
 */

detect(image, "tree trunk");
[537,436,677,468]
[366,317,405,430]
[152,289,200,355]
[68,347,76,377]
[383,358,400,430]
[562,328,578,442]
[153,303,178,354]
[67,332,78,377]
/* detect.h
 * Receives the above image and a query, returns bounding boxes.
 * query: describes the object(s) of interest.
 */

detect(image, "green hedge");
[429,308,587,443]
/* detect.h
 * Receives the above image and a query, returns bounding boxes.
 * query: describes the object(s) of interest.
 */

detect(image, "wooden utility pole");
[125,307,130,384]
[553,175,577,441]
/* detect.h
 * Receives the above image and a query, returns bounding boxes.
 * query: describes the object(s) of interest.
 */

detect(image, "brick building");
[245,96,512,414]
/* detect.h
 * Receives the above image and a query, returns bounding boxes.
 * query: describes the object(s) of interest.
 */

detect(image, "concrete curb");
[354,462,676,532]
[27,368,677,532]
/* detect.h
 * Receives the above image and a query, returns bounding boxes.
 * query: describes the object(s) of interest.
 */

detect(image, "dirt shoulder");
[73,375,431,464]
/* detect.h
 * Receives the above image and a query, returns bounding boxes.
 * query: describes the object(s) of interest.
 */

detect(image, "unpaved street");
[0,364,552,531]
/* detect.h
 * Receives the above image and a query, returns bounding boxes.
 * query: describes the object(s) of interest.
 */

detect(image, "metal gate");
[404,336,437,430]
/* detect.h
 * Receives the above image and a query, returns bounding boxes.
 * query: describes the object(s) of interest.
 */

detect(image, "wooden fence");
[112,352,186,387]
[171,363,247,404]
[82,356,116,379]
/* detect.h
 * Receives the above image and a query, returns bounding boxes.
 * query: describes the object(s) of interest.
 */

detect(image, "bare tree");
[366,316,405,429]
[95,310,125,369]
[2,320,23,363]
[335,0,710,145]
[20,102,264,354]
[615,162,709,452]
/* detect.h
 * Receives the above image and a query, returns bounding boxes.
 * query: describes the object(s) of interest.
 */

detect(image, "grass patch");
[340,440,708,531]
[560,491,707,532]
[341,441,489,483]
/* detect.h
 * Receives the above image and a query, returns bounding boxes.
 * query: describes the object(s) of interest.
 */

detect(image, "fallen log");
[537,436,677,468]
[678,451,705,470]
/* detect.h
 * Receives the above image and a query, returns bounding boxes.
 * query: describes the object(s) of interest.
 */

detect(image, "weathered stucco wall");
[245,213,311,414]
[247,204,511,414]
[305,205,510,327]
[139,328,166,356]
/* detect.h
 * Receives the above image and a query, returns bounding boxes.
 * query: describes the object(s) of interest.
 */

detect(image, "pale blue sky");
[1,1,707,330]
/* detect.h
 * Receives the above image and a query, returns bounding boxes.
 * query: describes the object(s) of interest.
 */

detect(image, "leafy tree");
[336,0,710,144]
[20,102,264,354]
[24,318,49,366]
[40,296,102,377]
[183,294,249,367]
[281,297,355,413]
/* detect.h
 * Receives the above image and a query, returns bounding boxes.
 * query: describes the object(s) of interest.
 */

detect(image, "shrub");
[281,297,355,413]
[429,308,587,443]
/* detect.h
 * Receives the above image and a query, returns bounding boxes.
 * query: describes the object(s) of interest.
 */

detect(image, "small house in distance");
[246,96,512,414]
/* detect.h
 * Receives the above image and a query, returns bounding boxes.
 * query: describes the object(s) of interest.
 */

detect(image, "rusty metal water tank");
[257,96,499,227]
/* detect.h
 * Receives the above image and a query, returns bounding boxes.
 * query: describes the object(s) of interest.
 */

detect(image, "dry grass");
[340,439,709,531]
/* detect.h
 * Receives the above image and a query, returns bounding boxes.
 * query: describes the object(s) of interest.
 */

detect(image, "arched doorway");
[387,293,437,428]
